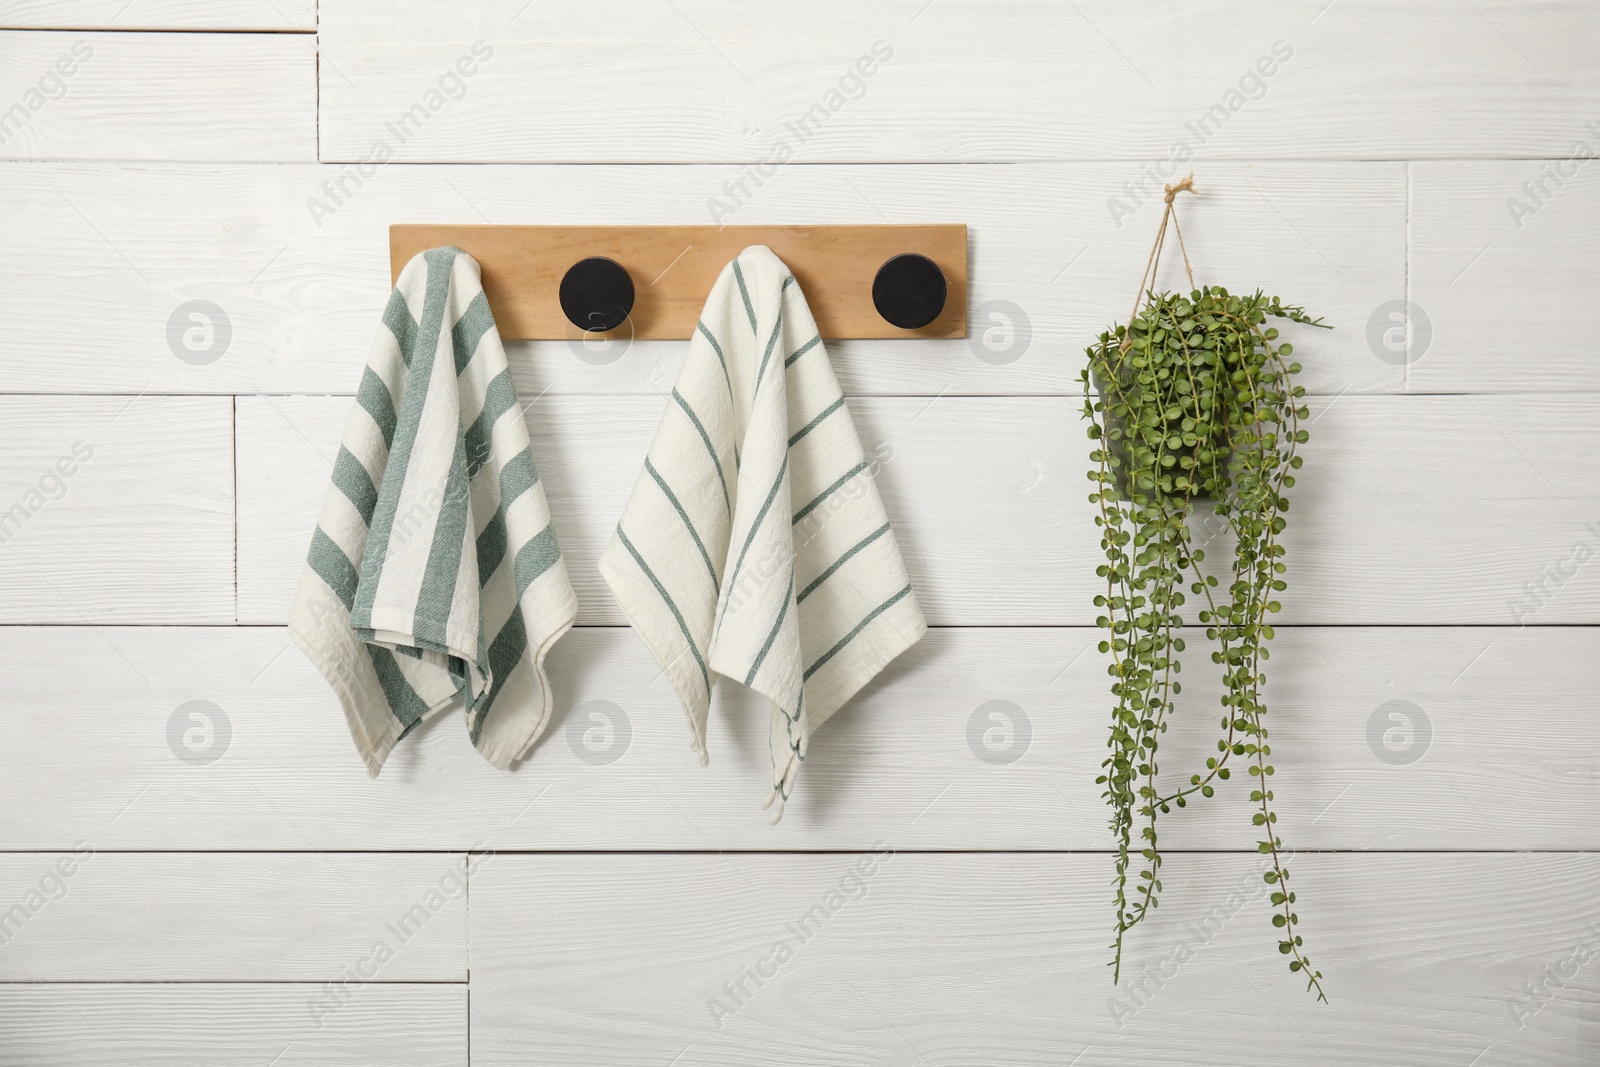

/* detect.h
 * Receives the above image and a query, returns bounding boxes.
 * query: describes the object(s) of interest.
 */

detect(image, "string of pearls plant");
[1080,176,1330,1001]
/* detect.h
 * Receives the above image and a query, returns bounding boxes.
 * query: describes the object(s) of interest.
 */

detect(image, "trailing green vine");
[1080,177,1330,1001]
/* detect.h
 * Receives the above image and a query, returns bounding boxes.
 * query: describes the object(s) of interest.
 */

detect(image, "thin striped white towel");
[599,245,927,821]
[290,246,577,775]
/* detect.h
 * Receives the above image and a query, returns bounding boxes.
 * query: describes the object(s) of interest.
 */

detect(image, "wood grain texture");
[0,985,464,1066]
[1411,160,1600,392]
[0,396,233,623]
[390,223,968,338]
[467,852,1600,1066]
[0,31,315,160]
[0,625,1590,851]
[236,393,1600,628]
[0,853,466,979]
[3,4,1597,1055]
[0,0,315,30]
[318,0,1600,162]
[0,162,1403,396]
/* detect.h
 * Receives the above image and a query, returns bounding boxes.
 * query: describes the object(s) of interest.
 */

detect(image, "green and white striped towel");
[290,246,577,775]
[599,245,926,822]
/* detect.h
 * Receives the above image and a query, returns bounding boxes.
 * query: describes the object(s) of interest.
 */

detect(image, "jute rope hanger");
[1120,173,1197,354]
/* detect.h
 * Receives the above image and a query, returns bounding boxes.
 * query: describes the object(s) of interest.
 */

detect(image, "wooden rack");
[388,224,967,340]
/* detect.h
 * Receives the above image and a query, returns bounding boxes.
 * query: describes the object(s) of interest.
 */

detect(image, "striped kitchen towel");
[290,246,577,775]
[599,245,926,821]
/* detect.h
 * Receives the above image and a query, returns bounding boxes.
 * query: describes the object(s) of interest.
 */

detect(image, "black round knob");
[872,253,947,330]
[559,256,634,333]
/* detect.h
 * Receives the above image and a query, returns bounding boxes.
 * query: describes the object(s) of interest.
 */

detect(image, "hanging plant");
[1079,175,1330,1001]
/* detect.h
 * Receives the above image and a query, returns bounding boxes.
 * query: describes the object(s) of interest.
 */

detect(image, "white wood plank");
[1285,392,1600,624]
[0,31,315,160]
[468,852,1600,1066]
[0,853,465,979]
[0,0,314,30]
[0,985,464,1066]
[0,396,233,623]
[0,161,1401,396]
[1410,160,1600,392]
[0,625,1591,851]
[236,393,1078,627]
[237,393,1600,627]
[319,0,1600,162]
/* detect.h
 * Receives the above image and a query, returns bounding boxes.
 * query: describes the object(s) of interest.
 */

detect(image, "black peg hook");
[559,256,634,333]
[872,253,947,331]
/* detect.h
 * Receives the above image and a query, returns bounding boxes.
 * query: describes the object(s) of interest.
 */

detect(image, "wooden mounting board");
[388,224,967,340]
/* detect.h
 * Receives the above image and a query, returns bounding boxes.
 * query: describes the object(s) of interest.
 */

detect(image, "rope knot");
[1119,173,1198,353]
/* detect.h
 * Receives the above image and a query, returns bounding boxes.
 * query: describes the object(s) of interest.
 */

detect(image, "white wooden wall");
[1,2,1597,1063]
